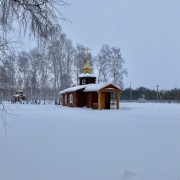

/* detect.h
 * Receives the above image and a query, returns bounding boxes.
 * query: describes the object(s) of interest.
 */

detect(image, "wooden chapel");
[60,48,122,110]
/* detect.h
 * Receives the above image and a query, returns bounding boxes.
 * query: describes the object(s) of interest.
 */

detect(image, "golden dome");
[83,58,93,74]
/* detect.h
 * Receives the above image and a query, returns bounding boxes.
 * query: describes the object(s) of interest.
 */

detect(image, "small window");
[70,94,73,104]
[82,79,86,85]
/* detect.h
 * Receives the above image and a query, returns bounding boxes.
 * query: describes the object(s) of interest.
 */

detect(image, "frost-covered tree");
[17,47,51,104]
[4,53,17,90]
[95,45,112,83]
[38,46,50,105]
[0,0,68,39]
[18,51,31,102]
[47,26,74,104]
[95,44,127,87]
[62,39,75,88]
[0,65,9,89]
[48,26,65,104]
[110,47,127,87]
[0,0,68,126]
[29,48,43,103]
[0,52,17,100]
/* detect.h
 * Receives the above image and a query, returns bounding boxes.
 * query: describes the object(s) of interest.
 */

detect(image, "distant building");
[60,48,122,110]
[11,88,26,103]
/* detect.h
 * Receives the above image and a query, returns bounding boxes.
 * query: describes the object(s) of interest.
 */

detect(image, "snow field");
[0,102,180,180]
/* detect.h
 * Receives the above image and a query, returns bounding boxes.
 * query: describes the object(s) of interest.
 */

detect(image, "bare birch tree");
[95,44,127,87]
[95,44,111,83]
[17,51,31,102]
[110,47,127,87]
[0,0,68,125]
[0,0,68,39]
[47,26,74,104]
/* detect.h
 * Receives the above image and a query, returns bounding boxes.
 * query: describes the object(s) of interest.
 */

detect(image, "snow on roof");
[60,83,108,94]
[78,73,96,78]
[83,83,109,92]
[13,94,21,97]
[17,90,23,92]
[60,83,122,94]
[60,85,87,94]
[84,83,122,92]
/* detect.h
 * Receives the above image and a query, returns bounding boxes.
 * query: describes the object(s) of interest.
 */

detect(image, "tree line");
[0,1,127,105]
[121,87,180,102]
[0,27,127,104]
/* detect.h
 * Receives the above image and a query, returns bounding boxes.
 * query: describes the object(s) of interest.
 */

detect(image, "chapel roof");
[60,85,87,94]
[60,83,122,94]
[78,73,96,78]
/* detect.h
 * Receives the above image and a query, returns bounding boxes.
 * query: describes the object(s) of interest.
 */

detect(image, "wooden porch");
[98,84,121,110]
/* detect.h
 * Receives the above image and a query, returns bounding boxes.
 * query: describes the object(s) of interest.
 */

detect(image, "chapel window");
[82,79,86,85]
[70,94,73,104]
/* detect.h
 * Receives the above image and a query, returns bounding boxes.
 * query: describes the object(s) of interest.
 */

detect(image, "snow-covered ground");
[0,102,180,180]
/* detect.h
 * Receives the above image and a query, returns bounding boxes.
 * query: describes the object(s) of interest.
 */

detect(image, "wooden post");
[98,92,102,110]
[116,92,120,109]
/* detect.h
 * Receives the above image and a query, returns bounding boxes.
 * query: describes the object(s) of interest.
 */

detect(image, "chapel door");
[105,93,110,109]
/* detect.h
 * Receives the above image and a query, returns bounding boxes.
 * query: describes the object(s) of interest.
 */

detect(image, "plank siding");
[76,91,86,107]
[61,83,121,110]
[79,77,96,85]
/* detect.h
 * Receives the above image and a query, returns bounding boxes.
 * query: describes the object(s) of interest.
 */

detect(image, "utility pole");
[156,85,159,103]
[128,82,133,102]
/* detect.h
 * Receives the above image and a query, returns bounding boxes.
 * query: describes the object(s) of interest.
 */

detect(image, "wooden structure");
[11,89,26,103]
[60,48,122,110]
[79,73,96,85]
[61,84,121,109]
[98,85,120,110]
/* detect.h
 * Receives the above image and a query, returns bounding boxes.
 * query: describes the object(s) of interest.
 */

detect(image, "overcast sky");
[60,0,180,90]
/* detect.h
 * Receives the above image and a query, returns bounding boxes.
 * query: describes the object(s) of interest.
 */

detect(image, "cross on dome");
[83,47,93,74]
[85,47,91,58]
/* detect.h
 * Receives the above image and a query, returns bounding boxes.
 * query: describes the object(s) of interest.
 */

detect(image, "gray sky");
[61,0,180,90]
